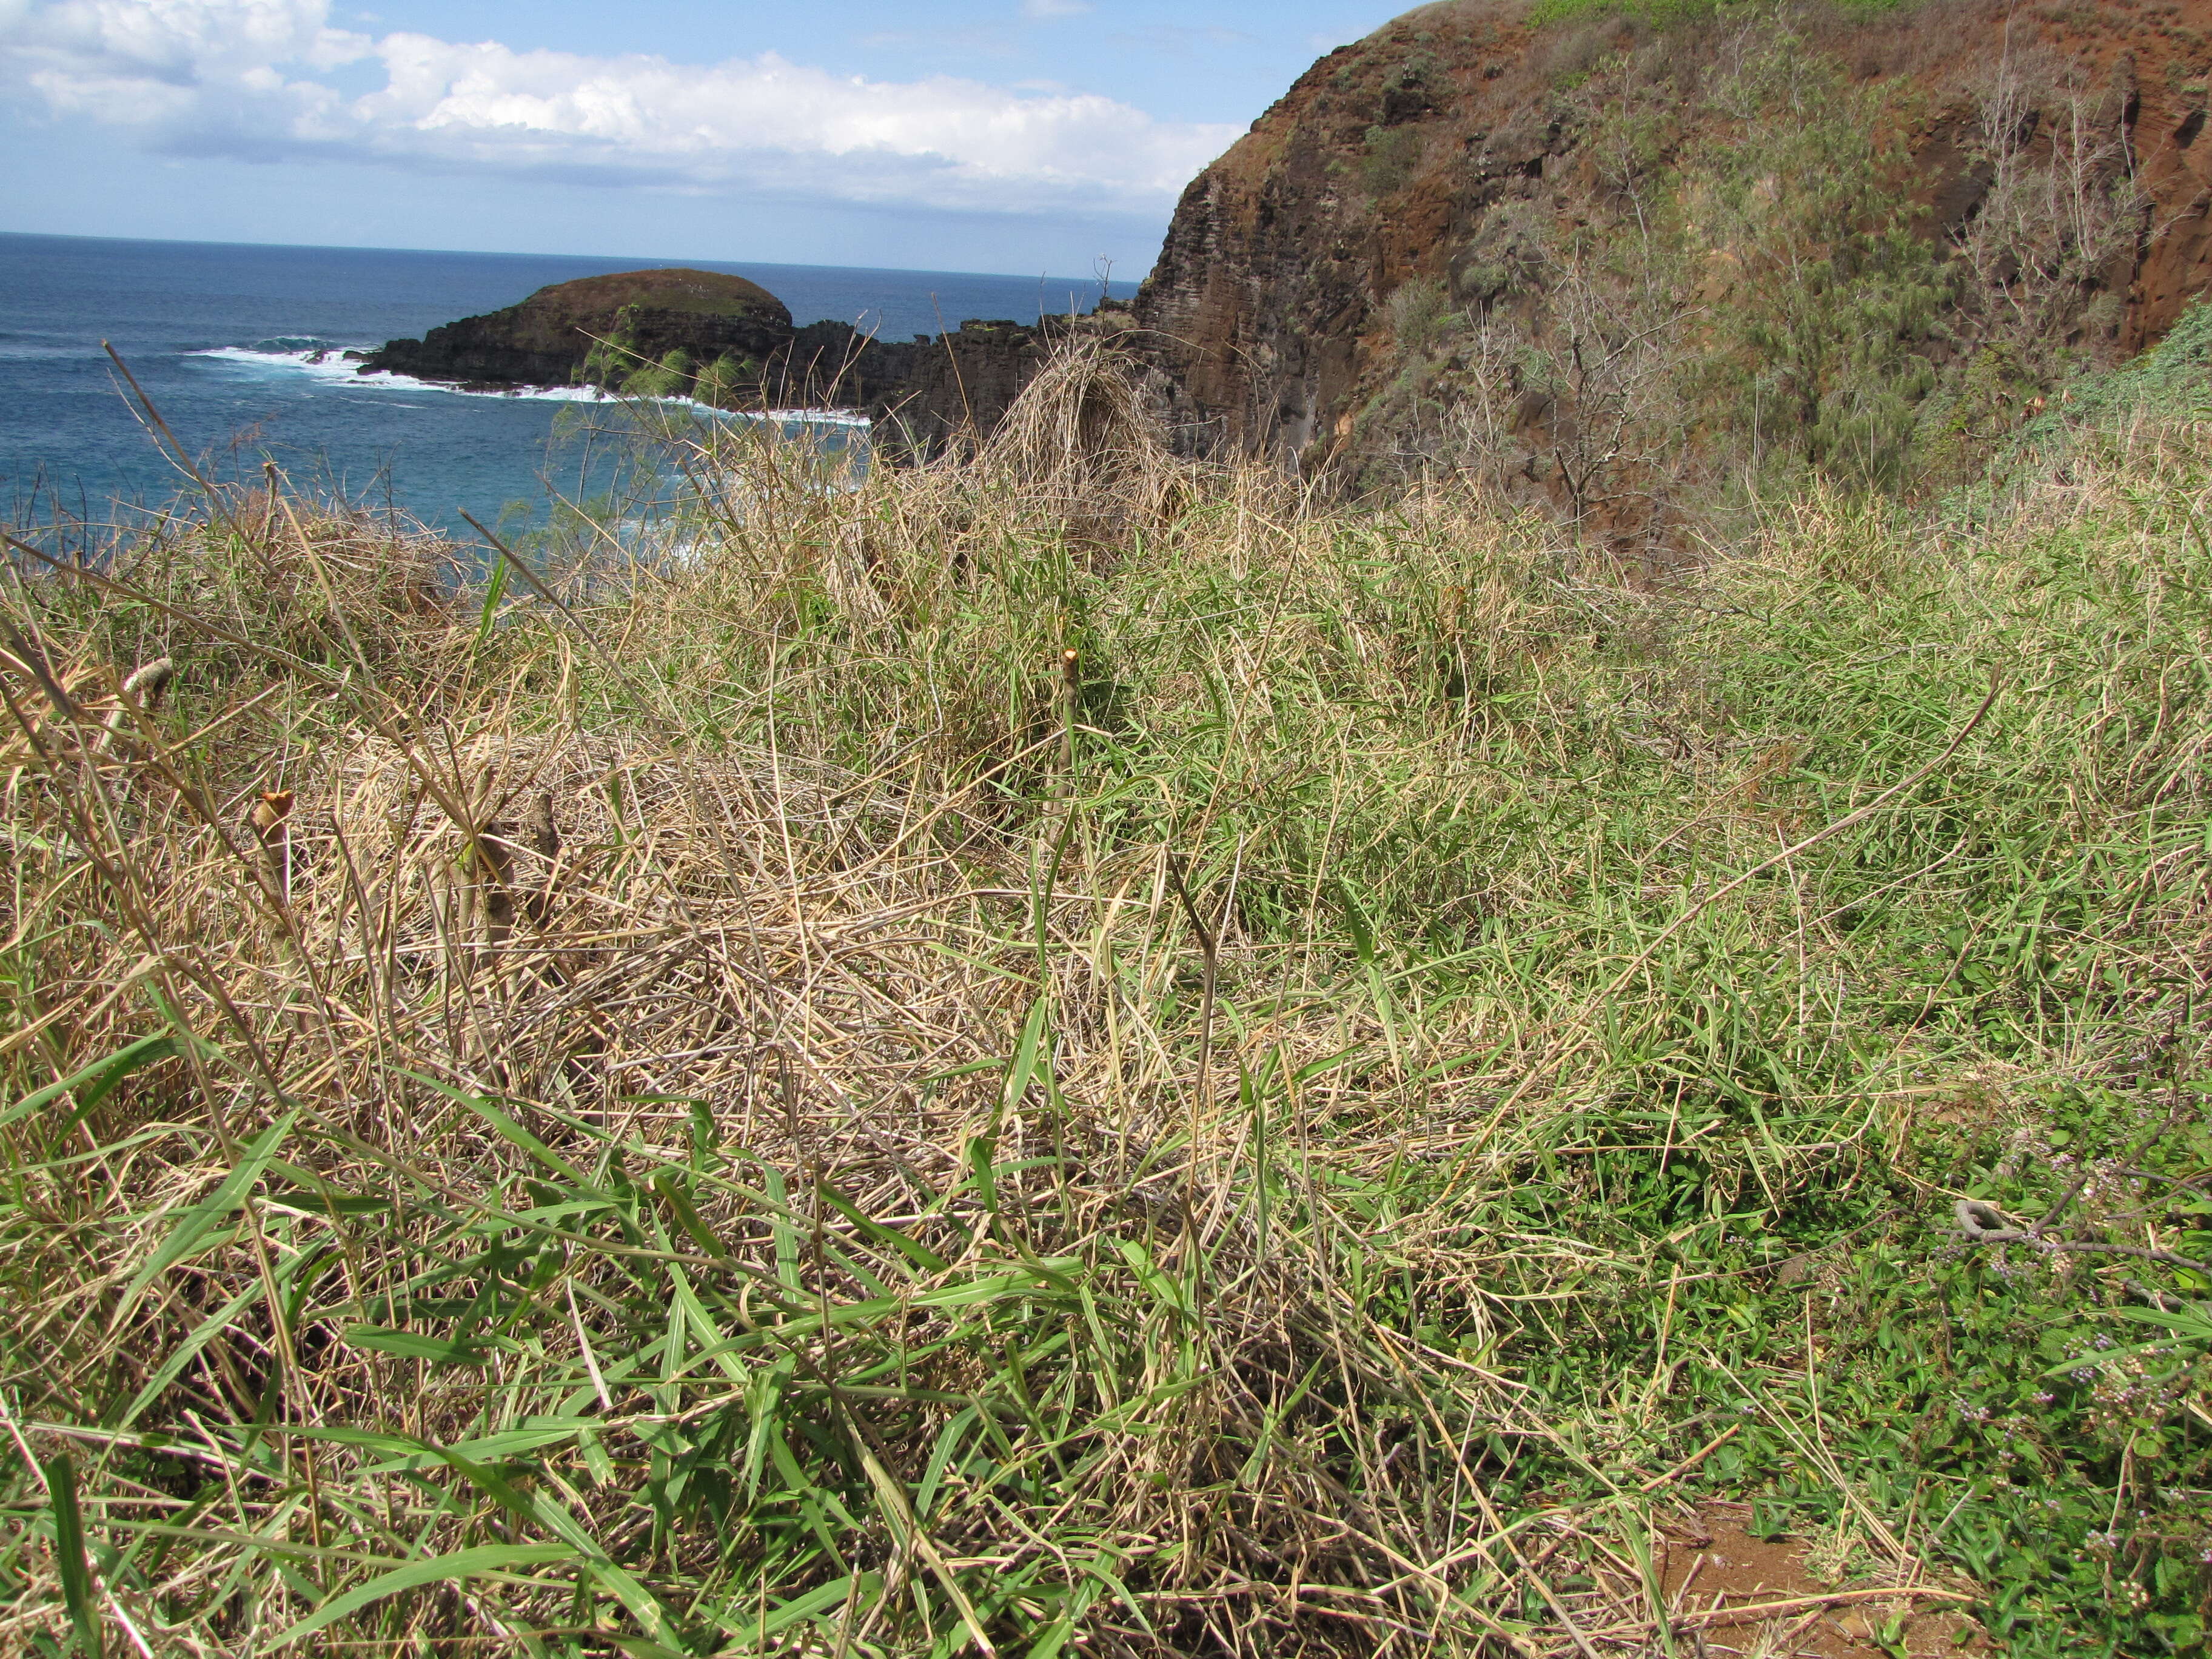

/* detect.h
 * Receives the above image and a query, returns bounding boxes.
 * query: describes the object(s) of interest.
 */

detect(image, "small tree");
[1521,263,1697,540]
[577,335,634,392]
[1921,49,2147,465]
[694,352,750,409]
[625,349,694,399]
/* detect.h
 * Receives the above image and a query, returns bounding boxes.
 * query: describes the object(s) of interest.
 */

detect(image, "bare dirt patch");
[1651,1501,1986,1658]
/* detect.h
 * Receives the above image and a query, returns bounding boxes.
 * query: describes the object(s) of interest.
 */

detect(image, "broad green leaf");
[648,1168,728,1260]
[2,1032,177,1132]
[437,1449,672,1640]
[342,1327,492,1367]
[819,1183,951,1275]
[1002,996,1051,1116]
[700,1573,886,1641]
[46,1452,102,1659]
[299,1426,672,1640]
[471,549,511,657]
[116,1244,324,1428]
[355,1420,599,1475]
[398,1070,592,1187]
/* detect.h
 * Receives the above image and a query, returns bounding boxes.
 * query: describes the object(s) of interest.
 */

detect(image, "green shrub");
[1385,274,1455,357]
[1361,122,1424,196]
[623,347,695,399]
[692,350,752,407]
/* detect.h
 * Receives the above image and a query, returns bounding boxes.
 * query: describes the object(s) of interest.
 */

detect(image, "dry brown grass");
[7,349,2212,1654]
[980,337,1185,541]
[0,448,1562,1656]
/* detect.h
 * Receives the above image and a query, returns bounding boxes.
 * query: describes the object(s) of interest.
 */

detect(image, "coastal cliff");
[1127,0,2212,500]
[353,2,2212,504]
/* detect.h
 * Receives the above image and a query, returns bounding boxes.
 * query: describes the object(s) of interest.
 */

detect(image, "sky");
[0,0,1412,276]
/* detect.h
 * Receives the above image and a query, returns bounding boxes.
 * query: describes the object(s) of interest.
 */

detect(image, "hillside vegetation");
[1353,8,2151,525]
[1130,0,2212,534]
[7,309,2212,1659]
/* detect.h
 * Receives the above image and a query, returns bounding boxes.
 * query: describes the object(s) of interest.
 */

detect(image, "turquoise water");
[0,232,1130,535]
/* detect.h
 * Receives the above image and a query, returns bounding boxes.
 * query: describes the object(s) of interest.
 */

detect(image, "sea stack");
[358,268,794,397]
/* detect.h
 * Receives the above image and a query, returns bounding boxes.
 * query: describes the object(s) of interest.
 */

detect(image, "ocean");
[0,232,1133,537]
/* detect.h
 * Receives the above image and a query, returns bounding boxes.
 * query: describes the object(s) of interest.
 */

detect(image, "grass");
[4,337,2212,1655]
[1526,0,1915,27]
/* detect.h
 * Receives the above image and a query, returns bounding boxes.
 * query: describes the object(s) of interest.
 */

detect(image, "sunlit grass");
[3,343,2211,1655]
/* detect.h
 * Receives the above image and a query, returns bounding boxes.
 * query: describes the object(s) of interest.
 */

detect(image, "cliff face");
[360,269,793,391]
[1130,0,2212,476]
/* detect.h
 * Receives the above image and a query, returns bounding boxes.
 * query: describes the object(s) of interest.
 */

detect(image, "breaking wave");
[188,340,870,426]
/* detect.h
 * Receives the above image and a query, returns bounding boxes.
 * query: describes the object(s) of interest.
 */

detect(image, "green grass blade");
[109,1109,296,1330]
[400,1071,592,1187]
[2,1033,176,1134]
[269,1541,574,1647]
[115,1243,324,1428]
[44,1452,101,1659]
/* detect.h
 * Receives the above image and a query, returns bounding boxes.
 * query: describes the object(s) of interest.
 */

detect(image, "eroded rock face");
[769,313,1140,459]
[1127,0,2212,473]
[358,269,794,391]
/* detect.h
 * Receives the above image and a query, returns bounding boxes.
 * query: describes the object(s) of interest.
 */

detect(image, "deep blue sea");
[0,232,1131,535]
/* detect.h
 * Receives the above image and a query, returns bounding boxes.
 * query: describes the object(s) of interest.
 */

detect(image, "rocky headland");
[1123,0,2212,497]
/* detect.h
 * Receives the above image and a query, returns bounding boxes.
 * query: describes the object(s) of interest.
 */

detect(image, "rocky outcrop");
[358,269,793,392]
[353,272,1116,445]
[751,312,1138,458]
[773,321,920,407]
[1127,0,2212,476]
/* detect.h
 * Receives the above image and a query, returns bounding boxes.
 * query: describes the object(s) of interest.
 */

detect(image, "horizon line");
[0,226,1151,291]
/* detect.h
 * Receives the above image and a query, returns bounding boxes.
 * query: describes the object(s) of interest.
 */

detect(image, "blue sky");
[0,1,1409,276]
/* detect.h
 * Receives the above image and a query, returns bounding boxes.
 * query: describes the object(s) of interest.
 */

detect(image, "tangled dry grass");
[980,338,1184,541]
[8,347,2212,1655]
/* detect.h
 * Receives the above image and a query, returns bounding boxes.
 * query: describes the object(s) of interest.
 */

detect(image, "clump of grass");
[5,343,2212,1655]
[981,335,1180,540]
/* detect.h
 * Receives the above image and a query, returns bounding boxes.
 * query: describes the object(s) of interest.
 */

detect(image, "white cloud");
[0,0,1235,215]
[1021,0,1093,17]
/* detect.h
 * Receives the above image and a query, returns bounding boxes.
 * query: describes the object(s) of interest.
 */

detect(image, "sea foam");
[189,342,869,426]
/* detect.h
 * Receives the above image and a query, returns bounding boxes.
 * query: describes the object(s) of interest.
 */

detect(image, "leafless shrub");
[1954,47,2145,370]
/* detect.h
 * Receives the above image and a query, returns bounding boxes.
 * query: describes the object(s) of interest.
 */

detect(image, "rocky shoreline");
[357,267,1134,458]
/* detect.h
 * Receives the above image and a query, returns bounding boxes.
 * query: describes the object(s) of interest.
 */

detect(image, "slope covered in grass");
[4,341,2212,1655]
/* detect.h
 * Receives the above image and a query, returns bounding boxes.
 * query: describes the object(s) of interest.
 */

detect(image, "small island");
[356,268,797,403]
[357,266,1123,451]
